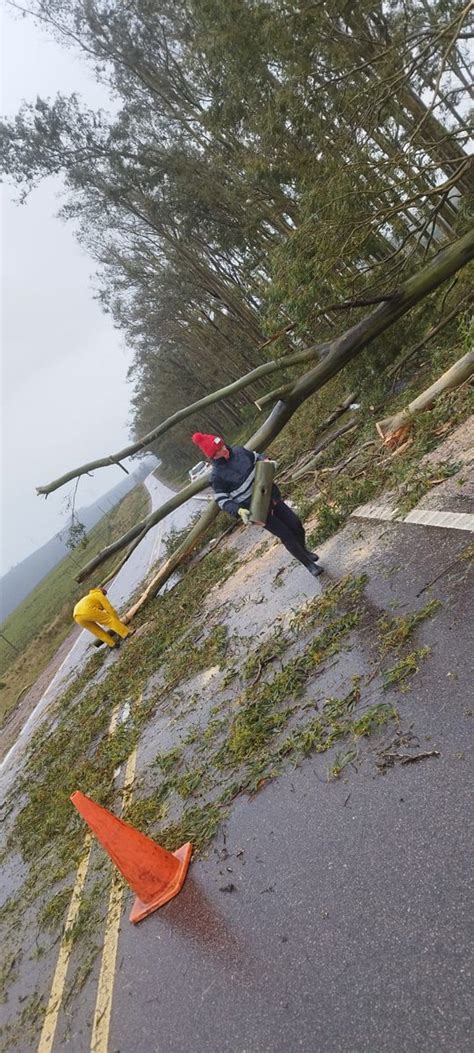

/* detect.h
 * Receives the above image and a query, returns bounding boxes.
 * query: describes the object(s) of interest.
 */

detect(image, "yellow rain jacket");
[73,588,130,647]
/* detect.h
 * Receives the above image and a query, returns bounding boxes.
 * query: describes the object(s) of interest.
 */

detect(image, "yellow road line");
[37,836,92,1053]
[37,706,120,1053]
[90,740,139,1053]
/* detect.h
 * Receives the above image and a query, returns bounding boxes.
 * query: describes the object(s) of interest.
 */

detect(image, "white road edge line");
[351,506,474,532]
[147,520,165,572]
[0,631,87,774]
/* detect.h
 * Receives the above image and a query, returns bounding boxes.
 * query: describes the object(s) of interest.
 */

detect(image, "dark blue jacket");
[211,445,280,517]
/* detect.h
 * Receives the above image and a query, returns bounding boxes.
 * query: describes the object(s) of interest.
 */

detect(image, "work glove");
[238,507,251,526]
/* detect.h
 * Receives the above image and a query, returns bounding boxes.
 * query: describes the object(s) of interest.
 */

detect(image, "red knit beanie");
[192,433,226,458]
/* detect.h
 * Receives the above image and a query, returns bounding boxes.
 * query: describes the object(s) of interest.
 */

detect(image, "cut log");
[376,350,474,447]
[249,460,276,523]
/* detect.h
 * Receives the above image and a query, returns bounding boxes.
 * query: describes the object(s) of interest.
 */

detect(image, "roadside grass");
[0,485,150,728]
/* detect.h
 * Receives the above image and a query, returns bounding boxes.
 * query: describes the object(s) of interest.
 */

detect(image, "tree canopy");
[1,0,472,472]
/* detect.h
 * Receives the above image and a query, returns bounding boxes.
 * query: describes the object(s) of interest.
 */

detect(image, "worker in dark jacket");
[192,433,322,576]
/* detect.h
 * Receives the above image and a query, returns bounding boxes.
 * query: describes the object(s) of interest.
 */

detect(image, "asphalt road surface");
[100,518,474,1053]
[0,492,472,1053]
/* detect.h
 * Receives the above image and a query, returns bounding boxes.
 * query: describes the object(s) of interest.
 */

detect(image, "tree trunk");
[75,227,474,586]
[376,350,474,443]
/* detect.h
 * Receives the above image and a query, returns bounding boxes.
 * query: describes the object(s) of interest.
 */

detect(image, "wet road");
[1,502,472,1052]
[0,472,198,795]
[104,518,474,1053]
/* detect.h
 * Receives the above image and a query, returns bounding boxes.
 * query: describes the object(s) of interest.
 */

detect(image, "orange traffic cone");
[70,790,192,924]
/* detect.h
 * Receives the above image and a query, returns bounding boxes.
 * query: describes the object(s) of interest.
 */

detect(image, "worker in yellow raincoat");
[73,587,133,648]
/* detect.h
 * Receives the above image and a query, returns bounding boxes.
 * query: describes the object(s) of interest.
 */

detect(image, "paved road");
[1,499,472,1053]
[104,517,473,1053]
[0,472,198,795]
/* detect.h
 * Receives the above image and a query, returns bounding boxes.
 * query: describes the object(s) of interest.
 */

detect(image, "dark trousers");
[265,499,310,568]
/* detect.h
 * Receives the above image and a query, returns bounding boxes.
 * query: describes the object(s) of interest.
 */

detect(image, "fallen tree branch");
[387,291,474,377]
[279,394,358,479]
[255,322,296,351]
[311,292,399,317]
[37,340,331,497]
[314,391,359,432]
[321,440,376,477]
[416,545,474,597]
[123,501,220,620]
[74,228,474,584]
[76,476,211,582]
[255,382,295,410]
[376,349,474,445]
[290,421,359,482]
[400,750,440,765]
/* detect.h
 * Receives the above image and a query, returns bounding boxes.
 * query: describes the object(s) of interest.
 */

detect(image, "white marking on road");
[0,632,85,774]
[351,504,474,532]
[147,520,164,571]
[403,509,474,531]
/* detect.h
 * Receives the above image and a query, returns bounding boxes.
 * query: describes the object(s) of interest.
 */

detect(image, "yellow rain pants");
[73,588,131,647]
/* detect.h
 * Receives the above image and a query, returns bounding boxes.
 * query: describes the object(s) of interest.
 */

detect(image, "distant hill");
[0,458,157,622]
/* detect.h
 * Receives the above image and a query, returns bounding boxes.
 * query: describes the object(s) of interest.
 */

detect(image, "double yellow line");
[38,699,140,1053]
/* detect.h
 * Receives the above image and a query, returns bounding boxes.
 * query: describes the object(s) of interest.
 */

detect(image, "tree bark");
[376,350,474,442]
[246,228,474,453]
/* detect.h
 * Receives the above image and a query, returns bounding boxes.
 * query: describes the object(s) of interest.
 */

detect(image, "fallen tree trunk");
[75,228,474,585]
[100,526,150,588]
[123,501,220,620]
[376,349,474,446]
[76,475,212,582]
[37,300,396,495]
[37,343,332,497]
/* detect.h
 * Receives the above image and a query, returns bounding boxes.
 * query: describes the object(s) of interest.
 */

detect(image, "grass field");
[0,484,150,726]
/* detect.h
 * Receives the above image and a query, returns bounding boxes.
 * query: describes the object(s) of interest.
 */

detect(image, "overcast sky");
[0,6,137,576]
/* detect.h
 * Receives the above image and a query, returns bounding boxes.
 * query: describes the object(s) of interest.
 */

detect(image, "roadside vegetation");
[0,485,149,729]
